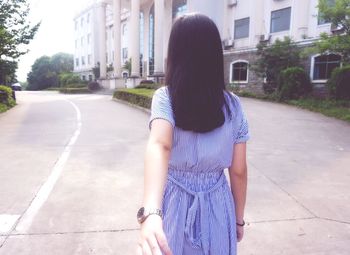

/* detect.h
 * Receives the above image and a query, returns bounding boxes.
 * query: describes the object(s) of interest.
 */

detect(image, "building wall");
[74,0,339,93]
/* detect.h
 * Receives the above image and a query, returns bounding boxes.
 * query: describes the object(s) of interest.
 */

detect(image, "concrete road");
[0,91,349,254]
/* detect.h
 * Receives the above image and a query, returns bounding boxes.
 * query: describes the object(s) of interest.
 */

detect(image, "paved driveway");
[0,91,349,254]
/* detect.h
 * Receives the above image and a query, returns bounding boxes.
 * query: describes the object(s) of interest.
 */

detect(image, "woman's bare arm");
[143,119,173,208]
[137,119,173,255]
[228,142,248,240]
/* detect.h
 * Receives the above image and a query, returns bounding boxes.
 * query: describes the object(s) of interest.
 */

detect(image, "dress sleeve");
[232,94,250,144]
[149,87,175,130]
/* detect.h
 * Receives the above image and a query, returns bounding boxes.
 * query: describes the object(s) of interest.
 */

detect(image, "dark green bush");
[327,65,350,100]
[59,87,91,94]
[278,67,312,101]
[88,81,101,91]
[114,90,152,109]
[0,85,16,107]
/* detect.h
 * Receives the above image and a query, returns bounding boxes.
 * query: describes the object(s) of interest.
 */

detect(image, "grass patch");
[59,87,91,94]
[233,90,350,123]
[118,88,155,98]
[287,99,350,122]
[113,88,155,109]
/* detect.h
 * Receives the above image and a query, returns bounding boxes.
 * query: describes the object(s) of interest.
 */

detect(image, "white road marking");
[14,99,82,233]
[0,215,20,234]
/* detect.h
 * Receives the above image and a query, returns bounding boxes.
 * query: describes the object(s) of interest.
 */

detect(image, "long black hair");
[166,13,233,133]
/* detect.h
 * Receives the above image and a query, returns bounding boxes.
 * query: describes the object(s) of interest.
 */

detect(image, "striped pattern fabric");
[149,86,250,255]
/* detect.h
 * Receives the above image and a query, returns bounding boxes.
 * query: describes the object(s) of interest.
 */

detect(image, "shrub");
[65,75,82,85]
[253,37,302,94]
[327,65,350,100]
[278,67,312,101]
[88,81,101,91]
[114,90,152,109]
[0,85,16,107]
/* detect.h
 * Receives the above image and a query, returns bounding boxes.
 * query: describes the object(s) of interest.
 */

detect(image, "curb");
[112,98,151,115]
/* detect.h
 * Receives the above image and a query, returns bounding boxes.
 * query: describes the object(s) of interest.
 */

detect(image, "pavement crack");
[248,216,317,224]
[1,228,139,237]
[249,161,318,218]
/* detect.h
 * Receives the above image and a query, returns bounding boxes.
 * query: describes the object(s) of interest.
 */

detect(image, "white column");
[154,0,164,75]
[143,8,150,77]
[113,0,121,78]
[163,0,172,73]
[294,0,310,40]
[130,0,140,77]
[97,3,107,79]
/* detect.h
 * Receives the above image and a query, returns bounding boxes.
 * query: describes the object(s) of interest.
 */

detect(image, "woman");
[136,13,249,255]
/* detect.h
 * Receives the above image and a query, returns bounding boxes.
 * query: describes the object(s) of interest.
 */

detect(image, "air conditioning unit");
[228,0,238,7]
[331,23,345,34]
[224,38,234,48]
[259,34,271,42]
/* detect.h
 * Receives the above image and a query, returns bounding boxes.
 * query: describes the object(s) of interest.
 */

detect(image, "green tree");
[27,56,57,90]
[315,0,350,63]
[0,0,40,84]
[27,53,74,90]
[50,53,74,74]
[253,37,302,94]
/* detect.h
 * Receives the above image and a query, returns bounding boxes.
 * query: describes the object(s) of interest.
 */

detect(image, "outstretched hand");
[236,225,244,242]
[136,215,173,255]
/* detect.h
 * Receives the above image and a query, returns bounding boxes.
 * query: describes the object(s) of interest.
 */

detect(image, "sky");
[16,0,95,82]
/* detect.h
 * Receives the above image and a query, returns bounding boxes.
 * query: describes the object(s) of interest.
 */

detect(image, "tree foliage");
[27,53,74,90]
[315,0,350,63]
[253,37,302,94]
[0,0,40,84]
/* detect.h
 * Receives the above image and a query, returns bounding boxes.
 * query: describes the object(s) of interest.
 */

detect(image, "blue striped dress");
[148,86,250,255]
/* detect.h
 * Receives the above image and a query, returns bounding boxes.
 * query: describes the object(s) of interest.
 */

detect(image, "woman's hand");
[236,225,244,242]
[136,215,172,255]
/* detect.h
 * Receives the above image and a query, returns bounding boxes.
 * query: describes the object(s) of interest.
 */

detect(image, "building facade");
[73,0,341,92]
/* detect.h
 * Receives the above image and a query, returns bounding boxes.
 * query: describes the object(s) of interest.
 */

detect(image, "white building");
[73,0,341,93]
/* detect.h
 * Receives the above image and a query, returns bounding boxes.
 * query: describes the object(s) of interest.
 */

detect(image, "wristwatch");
[137,207,163,224]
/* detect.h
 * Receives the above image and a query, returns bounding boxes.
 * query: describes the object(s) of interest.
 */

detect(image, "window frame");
[310,53,341,83]
[234,17,250,40]
[270,7,292,33]
[229,60,249,84]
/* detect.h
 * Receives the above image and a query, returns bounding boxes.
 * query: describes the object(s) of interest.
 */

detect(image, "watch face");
[137,207,145,222]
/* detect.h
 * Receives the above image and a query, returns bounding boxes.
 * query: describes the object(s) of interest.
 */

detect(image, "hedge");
[59,87,91,94]
[0,85,16,112]
[327,65,350,100]
[113,89,154,109]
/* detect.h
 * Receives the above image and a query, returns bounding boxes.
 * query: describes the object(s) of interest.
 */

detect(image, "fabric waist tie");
[167,171,227,255]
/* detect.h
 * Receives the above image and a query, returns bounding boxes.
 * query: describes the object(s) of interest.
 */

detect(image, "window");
[75,58,79,67]
[88,55,91,65]
[230,61,249,83]
[89,75,93,81]
[75,40,78,49]
[75,21,78,30]
[82,75,86,81]
[81,37,84,47]
[81,17,84,27]
[172,0,187,19]
[234,17,250,39]
[271,7,291,33]
[82,56,85,66]
[87,13,90,23]
[122,24,127,35]
[312,54,341,80]
[87,34,91,44]
[122,48,128,59]
[318,0,335,25]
